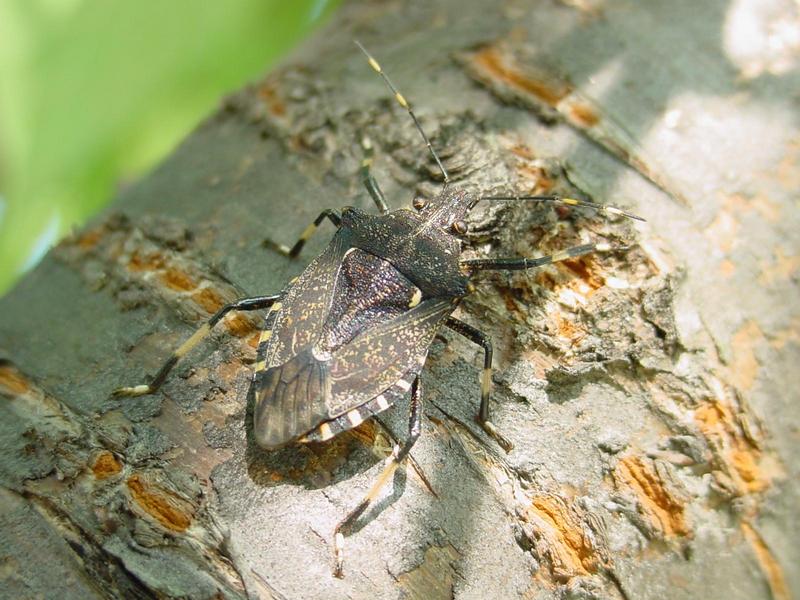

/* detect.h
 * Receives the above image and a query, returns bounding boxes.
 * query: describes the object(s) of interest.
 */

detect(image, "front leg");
[262,209,341,258]
[461,242,613,272]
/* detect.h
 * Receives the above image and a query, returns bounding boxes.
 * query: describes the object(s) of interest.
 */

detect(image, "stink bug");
[114,41,643,577]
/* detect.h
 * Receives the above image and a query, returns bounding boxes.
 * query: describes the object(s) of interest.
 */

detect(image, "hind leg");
[333,376,423,578]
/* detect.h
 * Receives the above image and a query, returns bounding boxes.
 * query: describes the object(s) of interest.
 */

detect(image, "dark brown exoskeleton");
[114,41,643,577]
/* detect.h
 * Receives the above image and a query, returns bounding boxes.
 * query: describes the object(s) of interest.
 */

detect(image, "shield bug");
[114,41,643,577]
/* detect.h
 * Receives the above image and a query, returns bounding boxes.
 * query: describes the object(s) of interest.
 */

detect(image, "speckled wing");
[262,229,350,367]
[252,230,350,448]
[326,297,454,416]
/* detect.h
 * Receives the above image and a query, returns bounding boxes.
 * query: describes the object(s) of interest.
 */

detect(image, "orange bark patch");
[344,420,379,447]
[729,320,764,392]
[533,270,557,291]
[694,401,724,430]
[470,46,572,107]
[759,247,800,286]
[553,313,584,343]
[75,227,104,250]
[705,208,738,254]
[614,456,690,538]
[191,287,225,314]
[0,365,31,396]
[694,399,771,494]
[127,250,164,272]
[92,452,122,479]
[730,449,760,487]
[159,267,197,292]
[126,474,193,532]
[562,257,605,291]
[246,332,262,348]
[719,259,736,278]
[190,288,256,336]
[521,494,604,582]
[515,164,556,193]
[225,314,257,337]
[510,143,536,160]
[498,287,522,315]
[532,255,605,300]
[741,522,791,600]
[257,80,287,117]
[566,101,599,127]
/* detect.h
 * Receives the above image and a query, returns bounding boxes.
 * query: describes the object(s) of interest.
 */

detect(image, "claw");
[480,420,514,453]
[261,238,293,257]
[333,532,345,578]
[112,384,152,397]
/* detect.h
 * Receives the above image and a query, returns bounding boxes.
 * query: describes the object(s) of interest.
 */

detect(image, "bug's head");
[413,187,474,235]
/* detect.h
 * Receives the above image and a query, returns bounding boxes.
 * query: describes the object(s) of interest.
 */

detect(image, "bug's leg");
[333,376,423,578]
[444,317,513,453]
[262,209,341,259]
[373,415,437,498]
[461,241,617,271]
[361,137,389,214]
[113,294,280,397]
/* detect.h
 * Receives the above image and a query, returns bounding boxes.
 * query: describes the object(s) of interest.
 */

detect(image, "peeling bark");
[1,1,798,599]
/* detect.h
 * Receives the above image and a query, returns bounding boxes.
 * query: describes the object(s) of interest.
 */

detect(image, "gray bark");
[1,1,798,598]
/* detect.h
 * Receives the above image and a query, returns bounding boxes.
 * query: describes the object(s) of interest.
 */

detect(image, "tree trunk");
[1,1,798,598]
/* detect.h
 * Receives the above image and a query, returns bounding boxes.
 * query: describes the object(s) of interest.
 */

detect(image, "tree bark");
[1,1,798,599]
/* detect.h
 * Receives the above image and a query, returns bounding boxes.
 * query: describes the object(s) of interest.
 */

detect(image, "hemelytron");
[114,40,642,577]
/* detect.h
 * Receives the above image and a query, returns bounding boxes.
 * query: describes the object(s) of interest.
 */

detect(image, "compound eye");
[412,197,427,211]
[451,220,468,235]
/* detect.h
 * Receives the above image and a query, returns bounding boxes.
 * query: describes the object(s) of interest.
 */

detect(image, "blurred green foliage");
[0,0,338,295]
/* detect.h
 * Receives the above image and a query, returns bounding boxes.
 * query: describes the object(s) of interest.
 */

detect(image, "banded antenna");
[355,40,450,185]
[479,194,644,221]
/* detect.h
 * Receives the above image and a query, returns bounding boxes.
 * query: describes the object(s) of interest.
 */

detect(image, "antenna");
[355,40,450,185]
[479,194,644,221]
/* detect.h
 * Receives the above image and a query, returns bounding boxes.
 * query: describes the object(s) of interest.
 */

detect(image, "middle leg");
[461,242,613,272]
[445,317,513,452]
[113,294,280,397]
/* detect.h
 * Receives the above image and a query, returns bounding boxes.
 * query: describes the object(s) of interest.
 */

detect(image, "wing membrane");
[253,349,330,448]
